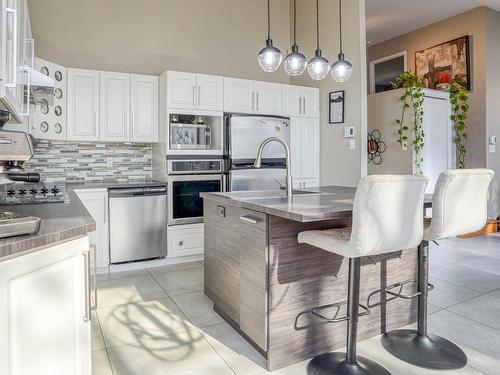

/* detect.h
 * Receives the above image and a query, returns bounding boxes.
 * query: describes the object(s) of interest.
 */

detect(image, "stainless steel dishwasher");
[108,186,167,264]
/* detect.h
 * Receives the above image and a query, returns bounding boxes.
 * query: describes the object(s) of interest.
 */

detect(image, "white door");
[302,87,320,118]
[75,189,109,269]
[167,71,196,109]
[67,68,99,141]
[196,73,223,111]
[100,71,130,142]
[421,95,453,193]
[131,74,158,142]
[282,84,301,117]
[289,116,302,179]
[224,77,254,113]
[254,81,281,115]
[0,236,91,375]
[301,117,320,179]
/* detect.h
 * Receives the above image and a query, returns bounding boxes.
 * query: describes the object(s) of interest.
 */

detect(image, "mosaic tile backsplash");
[23,140,153,183]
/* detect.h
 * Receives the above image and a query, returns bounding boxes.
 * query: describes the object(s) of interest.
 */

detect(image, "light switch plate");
[344,126,355,138]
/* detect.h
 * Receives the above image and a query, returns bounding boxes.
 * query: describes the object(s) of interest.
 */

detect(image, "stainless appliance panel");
[168,174,223,225]
[229,115,290,160]
[109,189,167,264]
[170,123,212,150]
[229,168,287,192]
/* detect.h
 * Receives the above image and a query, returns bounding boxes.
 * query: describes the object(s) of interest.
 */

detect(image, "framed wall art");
[329,90,344,124]
[415,35,471,90]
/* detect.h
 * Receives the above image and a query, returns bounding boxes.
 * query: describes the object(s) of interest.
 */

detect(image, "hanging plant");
[391,71,425,173]
[449,77,469,169]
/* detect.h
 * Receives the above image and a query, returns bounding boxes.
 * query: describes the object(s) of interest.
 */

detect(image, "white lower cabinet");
[168,223,204,258]
[0,236,92,375]
[75,189,109,269]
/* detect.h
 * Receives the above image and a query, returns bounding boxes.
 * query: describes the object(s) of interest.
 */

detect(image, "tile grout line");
[441,308,500,333]
[145,267,238,375]
[94,306,116,375]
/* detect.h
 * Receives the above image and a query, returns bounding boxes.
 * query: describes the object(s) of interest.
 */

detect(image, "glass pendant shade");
[258,39,282,72]
[284,45,307,76]
[331,52,353,82]
[307,49,330,80]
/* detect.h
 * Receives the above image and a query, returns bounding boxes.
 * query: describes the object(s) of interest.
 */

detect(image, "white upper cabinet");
[302,87,320,118]
[196,73,223,111]
[131,74,158,142]
[167,71,222,111]
[167,71,196,109]
[223,77,254,113]
[224,77,281,115]
[100,71,130,142]
[282,85,301,117]
[254,81,281,115]
[67,68,100,141]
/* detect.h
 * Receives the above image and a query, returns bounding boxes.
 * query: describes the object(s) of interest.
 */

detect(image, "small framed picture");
[329,90,345,124]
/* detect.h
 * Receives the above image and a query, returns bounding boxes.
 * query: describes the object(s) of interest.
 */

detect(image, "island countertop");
[202,186,358,222]
[202,185,432,223]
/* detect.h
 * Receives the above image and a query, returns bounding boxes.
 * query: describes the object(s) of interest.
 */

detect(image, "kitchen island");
[201,186,421,371]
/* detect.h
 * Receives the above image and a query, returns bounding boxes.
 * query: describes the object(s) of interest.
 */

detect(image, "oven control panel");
[168,160,223,174]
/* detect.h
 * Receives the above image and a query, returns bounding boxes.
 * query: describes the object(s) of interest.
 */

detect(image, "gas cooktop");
[0,183,70,205]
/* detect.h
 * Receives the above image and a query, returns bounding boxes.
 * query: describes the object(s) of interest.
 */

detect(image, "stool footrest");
[367,279,434,308]
[311,300,370,323]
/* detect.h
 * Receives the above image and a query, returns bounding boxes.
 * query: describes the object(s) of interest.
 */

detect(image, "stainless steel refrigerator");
[225,114,290,191]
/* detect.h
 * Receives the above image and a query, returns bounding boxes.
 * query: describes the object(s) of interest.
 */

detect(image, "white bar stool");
[298,175,428,375]
[382,169,494,370]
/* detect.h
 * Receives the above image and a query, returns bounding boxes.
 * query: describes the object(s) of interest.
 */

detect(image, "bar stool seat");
[298,175,428,375]
[382,169,494,370]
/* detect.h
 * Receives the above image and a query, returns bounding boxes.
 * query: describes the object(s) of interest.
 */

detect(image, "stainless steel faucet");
[253,137,293,198]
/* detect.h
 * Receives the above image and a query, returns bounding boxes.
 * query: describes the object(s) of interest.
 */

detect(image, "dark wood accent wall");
[204,200,418,371]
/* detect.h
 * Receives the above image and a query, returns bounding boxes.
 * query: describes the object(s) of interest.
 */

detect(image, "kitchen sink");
[225,189,320,200]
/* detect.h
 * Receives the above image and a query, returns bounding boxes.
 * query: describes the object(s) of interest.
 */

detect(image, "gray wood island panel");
[202,188,420,371]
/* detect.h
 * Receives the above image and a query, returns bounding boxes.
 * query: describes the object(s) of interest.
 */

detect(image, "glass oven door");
[168,174,223,225]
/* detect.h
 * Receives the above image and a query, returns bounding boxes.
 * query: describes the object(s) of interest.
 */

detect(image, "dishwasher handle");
[108,186,167,198]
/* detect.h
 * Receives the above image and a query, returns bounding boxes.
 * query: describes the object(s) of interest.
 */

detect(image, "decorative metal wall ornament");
[367,129,386,165]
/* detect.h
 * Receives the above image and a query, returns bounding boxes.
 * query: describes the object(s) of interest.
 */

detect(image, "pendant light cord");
[267,0,271,40]
[316,0,320,50]
[339,0,343,53]
[293,0,297,45]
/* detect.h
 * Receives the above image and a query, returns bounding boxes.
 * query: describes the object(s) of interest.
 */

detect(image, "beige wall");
[367,7,487,170]
[292,0,367,187]
[28,0,291,83]
[485,8,500,217]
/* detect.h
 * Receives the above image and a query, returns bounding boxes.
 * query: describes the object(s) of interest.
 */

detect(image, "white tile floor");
[92,234,500,375]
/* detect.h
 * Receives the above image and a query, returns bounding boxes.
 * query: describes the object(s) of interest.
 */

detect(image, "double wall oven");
[167,158,224,225]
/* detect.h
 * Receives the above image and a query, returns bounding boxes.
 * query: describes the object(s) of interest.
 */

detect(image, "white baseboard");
[98,254,204,274]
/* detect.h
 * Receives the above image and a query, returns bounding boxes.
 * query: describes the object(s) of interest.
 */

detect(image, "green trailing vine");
[391,72,425,173]
[449,77,469,168]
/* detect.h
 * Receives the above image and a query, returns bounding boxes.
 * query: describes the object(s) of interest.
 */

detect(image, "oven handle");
[167,174,224,182]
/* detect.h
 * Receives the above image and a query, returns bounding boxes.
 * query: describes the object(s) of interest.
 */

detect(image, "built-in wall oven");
[167,158,224,225]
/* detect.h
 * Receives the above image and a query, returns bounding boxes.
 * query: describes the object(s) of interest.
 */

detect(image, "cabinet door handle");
[298,96,302,114]
[103,195,108,223]
[302,97,306,115]
[82,249,91,322]
[252,92,255,111]
[198,86,201,106]
[240,215,262,224]
[256,92,259,111]
[193,86,197,106]
[90,244,97,310]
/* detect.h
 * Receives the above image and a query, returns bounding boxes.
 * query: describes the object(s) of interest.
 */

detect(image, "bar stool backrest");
[426,169,494,240]
[349,175,428,257]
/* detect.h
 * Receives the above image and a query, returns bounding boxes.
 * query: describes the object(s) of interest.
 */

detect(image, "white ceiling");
[366,0,500,45]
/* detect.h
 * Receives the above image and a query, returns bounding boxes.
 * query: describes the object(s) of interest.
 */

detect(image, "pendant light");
[331,0,353,82]
[258,0,282,72]
[307,0,330,80]
[284,0,307,76]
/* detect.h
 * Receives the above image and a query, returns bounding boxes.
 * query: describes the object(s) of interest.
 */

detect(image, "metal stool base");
[382,329,467,370]
[308,352,391,375]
